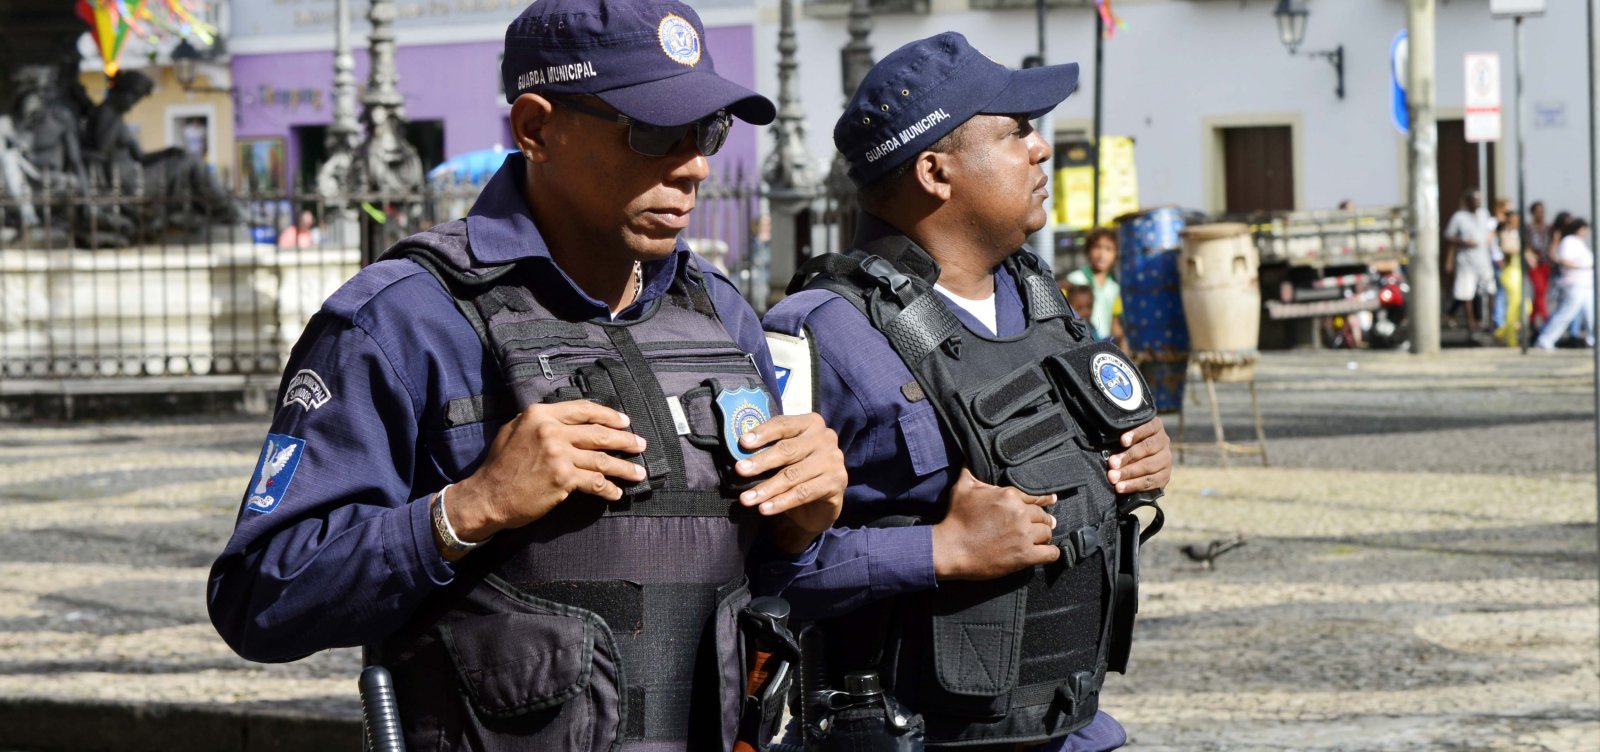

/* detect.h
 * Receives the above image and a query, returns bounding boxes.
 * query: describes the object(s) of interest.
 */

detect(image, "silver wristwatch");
[431,484,487,554]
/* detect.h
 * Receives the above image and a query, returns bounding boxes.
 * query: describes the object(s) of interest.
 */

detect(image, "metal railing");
[0,173,771,388]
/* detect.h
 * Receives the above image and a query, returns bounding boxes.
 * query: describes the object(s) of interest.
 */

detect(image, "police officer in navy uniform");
[765,33,1172,751]
[208,2,845,749]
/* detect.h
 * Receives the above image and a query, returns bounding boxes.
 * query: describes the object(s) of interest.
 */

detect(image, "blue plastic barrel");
[1117,208,1190,413]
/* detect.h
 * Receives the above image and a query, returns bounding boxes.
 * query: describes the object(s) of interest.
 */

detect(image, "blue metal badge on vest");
[1091,352,1145,412]
[714,386,772,461]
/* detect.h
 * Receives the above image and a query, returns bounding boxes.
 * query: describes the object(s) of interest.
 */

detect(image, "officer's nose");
[1028,129,1051,165]
[665,135,711,186]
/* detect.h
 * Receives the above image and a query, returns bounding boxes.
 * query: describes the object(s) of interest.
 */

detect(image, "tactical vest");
[786,236,1162,748]
[374,222,771,752]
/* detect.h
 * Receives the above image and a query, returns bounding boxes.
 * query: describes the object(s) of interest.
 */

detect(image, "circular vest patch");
[658,14,701,67]
[1091,352,1144,412]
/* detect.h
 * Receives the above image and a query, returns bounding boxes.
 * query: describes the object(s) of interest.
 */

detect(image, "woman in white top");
[1534,218,1595,350]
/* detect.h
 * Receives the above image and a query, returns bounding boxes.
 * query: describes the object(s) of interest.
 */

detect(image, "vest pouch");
[1047,343,1156,450]
[436,588,625,751]
[917,574,1028,717]
[551,358,669,496]
[1106,515,1140,674]
[714,577,754,748]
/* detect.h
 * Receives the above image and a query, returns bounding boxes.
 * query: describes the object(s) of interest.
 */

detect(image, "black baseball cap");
[834,32,1079,187]
[501,0,776,127]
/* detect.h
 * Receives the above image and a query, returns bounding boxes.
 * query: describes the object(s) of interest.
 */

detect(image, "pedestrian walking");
[1535,218,1595,351]
[1494,211,1524,346]
[1526,201,1551,330]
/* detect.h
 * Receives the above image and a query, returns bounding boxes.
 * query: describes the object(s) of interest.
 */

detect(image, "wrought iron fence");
[0,172,772,387]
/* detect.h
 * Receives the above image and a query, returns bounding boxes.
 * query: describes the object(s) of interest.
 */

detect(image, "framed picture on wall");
[237,137,287,195]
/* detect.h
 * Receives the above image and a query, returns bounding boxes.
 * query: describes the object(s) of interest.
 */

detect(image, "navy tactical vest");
[787,235,1162,748]
[375,221,771,752]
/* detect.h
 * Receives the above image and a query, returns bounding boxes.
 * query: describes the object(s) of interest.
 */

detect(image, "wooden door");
[1222,126,1295,214]
[1436,118,1498,231]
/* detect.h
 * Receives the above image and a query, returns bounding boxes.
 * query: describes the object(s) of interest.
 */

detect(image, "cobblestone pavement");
[0,348,1593,750]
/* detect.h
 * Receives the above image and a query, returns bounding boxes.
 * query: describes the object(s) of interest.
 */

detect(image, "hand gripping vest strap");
[792,244,1161,746]
[377,225,764,750]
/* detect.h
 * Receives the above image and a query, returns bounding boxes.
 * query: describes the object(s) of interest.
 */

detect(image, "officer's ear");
[510,93,556,164]
[910,150,954,203]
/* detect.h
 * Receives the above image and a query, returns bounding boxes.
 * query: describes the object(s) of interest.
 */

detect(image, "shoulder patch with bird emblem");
[245,433,306,515]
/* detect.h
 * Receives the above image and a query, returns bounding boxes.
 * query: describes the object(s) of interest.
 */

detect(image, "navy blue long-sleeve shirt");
[762,214,1126,752]
[207,154,823,663]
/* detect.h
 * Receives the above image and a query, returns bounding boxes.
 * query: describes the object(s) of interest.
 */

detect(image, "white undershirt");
[934,282,998,336]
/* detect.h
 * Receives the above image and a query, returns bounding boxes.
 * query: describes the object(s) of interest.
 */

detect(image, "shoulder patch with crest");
[284,369,332,412]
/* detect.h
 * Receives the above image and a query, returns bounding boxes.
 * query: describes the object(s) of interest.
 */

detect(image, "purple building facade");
[231,24,762,192]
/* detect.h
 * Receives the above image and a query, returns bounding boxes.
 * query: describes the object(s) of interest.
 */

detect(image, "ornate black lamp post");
[1274,0,1344,100]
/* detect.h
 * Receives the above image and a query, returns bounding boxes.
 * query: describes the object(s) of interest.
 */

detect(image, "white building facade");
[755,0,1592,223]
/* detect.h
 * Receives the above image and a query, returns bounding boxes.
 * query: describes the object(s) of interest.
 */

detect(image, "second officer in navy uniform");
[765,32,1172,751]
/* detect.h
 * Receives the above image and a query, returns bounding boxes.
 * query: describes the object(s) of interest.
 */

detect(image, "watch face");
[1090,352,1144,412]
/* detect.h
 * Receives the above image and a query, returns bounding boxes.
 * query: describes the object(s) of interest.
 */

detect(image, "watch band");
[432,484,488,554]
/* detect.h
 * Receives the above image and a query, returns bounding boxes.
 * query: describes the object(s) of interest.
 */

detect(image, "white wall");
[755,0,1592,218]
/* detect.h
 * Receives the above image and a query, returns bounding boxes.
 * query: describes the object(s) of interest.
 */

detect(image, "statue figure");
[84,70,239,237]
[350,104,422,195]
[0,112,40,230]
[3,65,91,243]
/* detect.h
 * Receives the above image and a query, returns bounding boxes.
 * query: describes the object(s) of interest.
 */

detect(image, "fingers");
[541,399,632,429]
[1117,417,1164,451]
[740,452,838,514]
[1027,541,1062,566]
[737,413,811,450]
[570,449,648,485]
[1031,520,1056,546]
[1025,492,1057,507]
[569,469,625,502]
[1110,429,1169,470]
[565,422,647,454]
[1111,417,1168,469]
[1111,454,1172,493]
[734,431,808,477]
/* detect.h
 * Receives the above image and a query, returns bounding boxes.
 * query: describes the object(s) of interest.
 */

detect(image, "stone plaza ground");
[0,348,1593,751]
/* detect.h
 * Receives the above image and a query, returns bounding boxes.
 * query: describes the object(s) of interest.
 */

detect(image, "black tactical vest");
[790,235,1162,748]
[375,222,771,752]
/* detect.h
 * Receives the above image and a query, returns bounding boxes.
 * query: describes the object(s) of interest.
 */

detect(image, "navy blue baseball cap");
[501,0,775,127]
[834,32,1079,187]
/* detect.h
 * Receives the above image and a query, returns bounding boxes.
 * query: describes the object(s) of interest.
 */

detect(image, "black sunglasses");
[551,98,732,158]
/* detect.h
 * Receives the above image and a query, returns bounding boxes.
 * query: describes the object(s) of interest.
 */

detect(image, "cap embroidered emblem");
[658,14,701,66]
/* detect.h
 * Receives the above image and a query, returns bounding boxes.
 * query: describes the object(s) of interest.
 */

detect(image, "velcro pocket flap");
[1004,449,1092,498]
[930,580,1027,697]
[992,410,1072,467]
[440,612,595,719]
[969,362,1052,427]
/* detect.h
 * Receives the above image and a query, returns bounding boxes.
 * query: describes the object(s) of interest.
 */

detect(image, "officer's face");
[946,114,1053,250]
[545,98,712,260]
